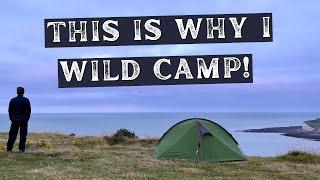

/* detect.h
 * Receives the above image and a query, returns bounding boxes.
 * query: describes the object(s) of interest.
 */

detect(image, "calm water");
[1,112,320,157]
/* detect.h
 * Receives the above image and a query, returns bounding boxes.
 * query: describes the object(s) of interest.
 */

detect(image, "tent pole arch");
[157,118,239,145]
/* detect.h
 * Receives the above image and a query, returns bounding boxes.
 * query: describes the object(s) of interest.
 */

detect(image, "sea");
[1,112,320,157]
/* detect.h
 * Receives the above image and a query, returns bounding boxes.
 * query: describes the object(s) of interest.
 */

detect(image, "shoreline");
[241,126,320,141]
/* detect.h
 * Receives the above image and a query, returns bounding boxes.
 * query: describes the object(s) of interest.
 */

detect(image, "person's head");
[17,86,25,95]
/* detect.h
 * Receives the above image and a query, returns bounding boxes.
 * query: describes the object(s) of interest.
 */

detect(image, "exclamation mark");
[243,57,250,78]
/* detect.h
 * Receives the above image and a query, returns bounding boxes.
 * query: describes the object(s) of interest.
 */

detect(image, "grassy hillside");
[305,118,320,129]
[0,132,319,179]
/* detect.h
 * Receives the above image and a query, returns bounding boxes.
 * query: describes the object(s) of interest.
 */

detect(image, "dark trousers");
[7,120,28,151]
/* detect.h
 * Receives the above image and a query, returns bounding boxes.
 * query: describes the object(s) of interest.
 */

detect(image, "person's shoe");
[19,150,25,153]
[7,150,12,153]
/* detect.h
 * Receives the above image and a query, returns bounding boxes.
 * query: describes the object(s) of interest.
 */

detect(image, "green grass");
[305,118,320,129]
[275,151,320,164]
[0,132,319,179]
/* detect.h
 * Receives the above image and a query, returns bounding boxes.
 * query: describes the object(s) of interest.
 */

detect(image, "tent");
[152,118,246,162]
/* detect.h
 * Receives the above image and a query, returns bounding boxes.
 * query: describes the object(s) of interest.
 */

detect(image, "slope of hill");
[0,132,319,179]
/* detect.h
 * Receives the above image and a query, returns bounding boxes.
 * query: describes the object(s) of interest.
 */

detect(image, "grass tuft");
[104,135,137,145]
[73,137,104,149]
[104,128,139,145]
[36,139,52,148]
[276,151,320,164]
[0,143,5,151]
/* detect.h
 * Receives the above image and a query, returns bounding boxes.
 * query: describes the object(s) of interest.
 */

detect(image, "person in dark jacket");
[7,86,31,152]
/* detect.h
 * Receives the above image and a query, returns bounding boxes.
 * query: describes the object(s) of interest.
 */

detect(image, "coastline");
[241,126,320,141]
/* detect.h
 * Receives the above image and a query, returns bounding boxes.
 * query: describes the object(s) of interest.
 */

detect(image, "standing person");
[7,87,31,152]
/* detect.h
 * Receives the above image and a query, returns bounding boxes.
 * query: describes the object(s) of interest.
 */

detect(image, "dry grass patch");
[0,132,320,179]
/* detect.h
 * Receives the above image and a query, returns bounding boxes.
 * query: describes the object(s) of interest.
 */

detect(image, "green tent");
[152,118,246,162]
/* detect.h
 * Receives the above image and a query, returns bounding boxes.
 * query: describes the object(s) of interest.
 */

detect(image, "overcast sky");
[0,0,319,113]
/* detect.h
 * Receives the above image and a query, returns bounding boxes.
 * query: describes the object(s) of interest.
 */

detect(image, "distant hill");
[304,118,320,130]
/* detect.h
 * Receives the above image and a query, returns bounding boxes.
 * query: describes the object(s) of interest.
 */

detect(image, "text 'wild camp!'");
[58,55,252,88]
